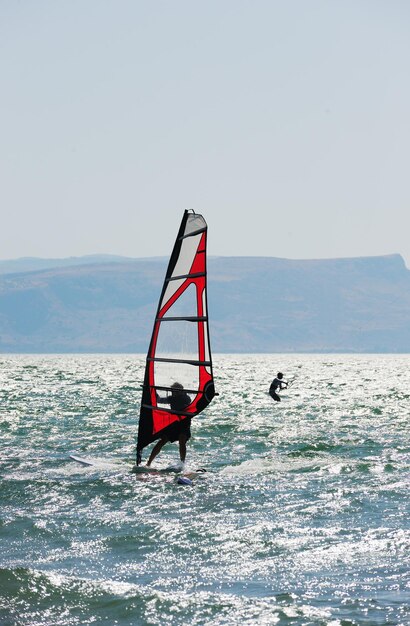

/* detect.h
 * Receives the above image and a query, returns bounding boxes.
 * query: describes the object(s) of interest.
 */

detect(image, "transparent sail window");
[156,319,198,360]
[154,361,200,405]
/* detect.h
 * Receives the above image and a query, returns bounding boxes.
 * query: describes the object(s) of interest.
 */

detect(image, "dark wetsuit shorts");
[163,418,192,442]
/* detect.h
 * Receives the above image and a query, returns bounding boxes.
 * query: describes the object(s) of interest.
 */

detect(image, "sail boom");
[142,404,198,418]
[142,384,206,395]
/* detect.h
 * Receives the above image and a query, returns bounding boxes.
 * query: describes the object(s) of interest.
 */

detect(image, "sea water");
[0,354,409,626]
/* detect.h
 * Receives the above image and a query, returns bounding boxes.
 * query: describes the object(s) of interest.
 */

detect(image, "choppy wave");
[0,566,352,626]
[1,354,410,625]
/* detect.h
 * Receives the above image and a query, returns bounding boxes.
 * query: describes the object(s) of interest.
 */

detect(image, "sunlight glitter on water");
[1,354,410,625]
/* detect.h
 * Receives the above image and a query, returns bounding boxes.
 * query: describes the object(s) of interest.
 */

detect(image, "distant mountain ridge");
[0,254,409,353]
[0,254,164,276]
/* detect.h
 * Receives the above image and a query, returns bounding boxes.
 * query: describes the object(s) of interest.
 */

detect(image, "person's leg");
[146,438,168,466]
[269,391,281,402]
[178,433,188,462]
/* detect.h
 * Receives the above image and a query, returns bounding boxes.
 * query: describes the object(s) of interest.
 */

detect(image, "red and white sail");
[136,210,216,464]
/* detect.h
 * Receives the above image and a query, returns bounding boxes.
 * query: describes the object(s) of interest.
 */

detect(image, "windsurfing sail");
[136,209,216,464]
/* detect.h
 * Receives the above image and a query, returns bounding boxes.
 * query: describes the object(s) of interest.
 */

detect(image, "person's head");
[171,382,183,394]
[277,372,283,379]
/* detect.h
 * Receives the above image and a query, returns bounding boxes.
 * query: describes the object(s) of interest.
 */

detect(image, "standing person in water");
[269,372,288,402]
[146,382,192,467]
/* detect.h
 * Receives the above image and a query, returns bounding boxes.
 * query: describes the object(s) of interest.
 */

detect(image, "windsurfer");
[269,372,288,402]
[146,382,192,466]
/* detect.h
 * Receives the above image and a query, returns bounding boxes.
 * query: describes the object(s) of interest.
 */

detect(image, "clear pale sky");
[1,1,409,267]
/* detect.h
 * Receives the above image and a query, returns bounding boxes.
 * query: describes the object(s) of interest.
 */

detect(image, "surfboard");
[69,454,96,466]
[69,454,206,484]
[131,464,183,474]
[132,464,207,485]
[68,454,127,470]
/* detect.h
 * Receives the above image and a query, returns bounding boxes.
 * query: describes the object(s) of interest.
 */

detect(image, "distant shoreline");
[1,254,409,353]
